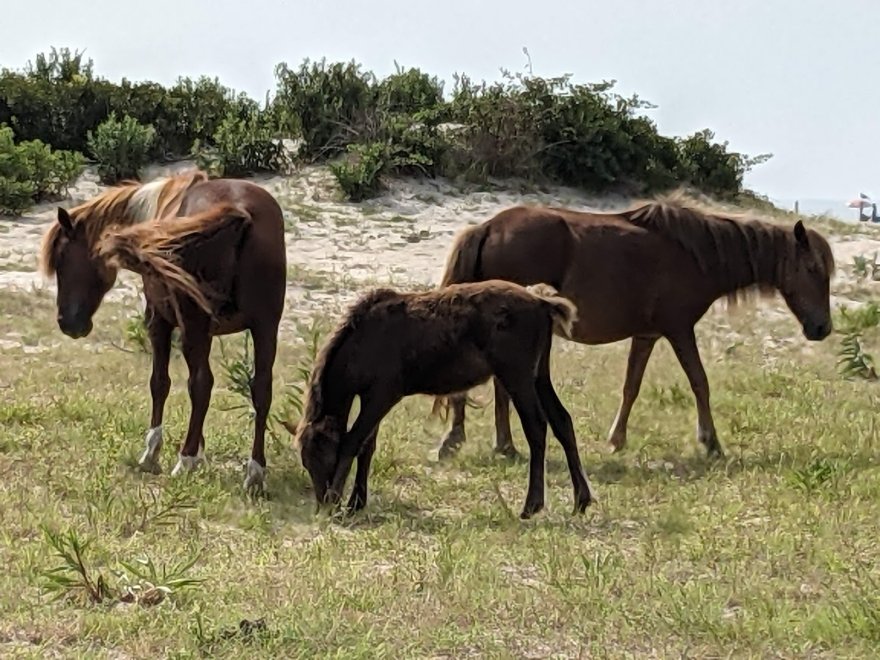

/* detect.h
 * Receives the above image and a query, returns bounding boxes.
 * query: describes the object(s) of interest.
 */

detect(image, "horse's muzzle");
[803,320,832,341]
[58,315,93,339]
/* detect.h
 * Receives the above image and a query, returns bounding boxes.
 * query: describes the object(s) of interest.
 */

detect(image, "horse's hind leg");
[437,393,467,460]
[668,329,724,458]
[492,378,518,458]
[535,348,593,514]
[139,307,173,474]
[243,326,278,494]
[608,335,658,453]
[171,321,213,476]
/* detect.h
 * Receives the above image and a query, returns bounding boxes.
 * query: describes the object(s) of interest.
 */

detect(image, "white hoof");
[171,449,205,477]
[138,426,164,473]
[243,459,266,492]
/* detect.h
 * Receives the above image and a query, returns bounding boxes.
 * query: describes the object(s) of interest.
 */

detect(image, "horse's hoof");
[346,490,367,513]
[520,500,544,520]
[138,426,164,473]
[573,493,593,515]
[437,431,465,461]
[493,445,519,460]
[243,459,266,495]
[171,452,204,476]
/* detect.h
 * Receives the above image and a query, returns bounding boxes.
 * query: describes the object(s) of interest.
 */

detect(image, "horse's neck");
[713,221,789,296]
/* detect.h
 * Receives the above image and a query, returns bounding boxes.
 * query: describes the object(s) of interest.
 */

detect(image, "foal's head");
[43,207,118,338]
[294,417,345,504]
[779,220,834,341]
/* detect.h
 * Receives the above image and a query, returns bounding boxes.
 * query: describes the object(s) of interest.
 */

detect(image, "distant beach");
[772,197,865,223]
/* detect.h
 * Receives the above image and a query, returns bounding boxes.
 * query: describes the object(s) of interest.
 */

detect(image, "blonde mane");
[39,169,209,277]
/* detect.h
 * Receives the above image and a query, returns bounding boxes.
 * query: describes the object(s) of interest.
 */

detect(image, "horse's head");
[50,207,118,338]
[292,417,344,505]
[779,220,834,341]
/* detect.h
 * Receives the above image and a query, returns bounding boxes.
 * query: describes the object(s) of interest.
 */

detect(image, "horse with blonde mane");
[435,192,835,461]
[40,171,286,492]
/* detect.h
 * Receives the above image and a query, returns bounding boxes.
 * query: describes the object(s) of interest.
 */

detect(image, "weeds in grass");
[786,457,844,493]
[838,334,878,380]
[852,252,880,282]
[39,525,204,607]
[117,553,205,606]
[40,526,113,605]
[835,302,880,380]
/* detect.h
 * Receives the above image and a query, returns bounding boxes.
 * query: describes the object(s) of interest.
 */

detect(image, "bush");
[377,64,444,115]
[272,58,376,160]
[0,124,84,215]
[87,113,156,183]
[193,107,287,178]
[329,142,388,201]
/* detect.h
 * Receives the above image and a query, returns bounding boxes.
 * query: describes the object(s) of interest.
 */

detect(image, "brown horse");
[39,171,286,492]
[435,192,835,460]
[287,280,593,519]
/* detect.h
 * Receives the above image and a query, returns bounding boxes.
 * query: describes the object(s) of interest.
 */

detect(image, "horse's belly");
[407,351,493,396]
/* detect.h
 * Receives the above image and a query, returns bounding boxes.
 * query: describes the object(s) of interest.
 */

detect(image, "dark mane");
[620,191,834,303]
[301,288,401,423]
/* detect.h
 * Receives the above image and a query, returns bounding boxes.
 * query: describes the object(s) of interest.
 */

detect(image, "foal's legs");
[243,326,278,493]
[497,372,550,519]
[139,307,173,473]
[535,353,593,513]
[667,329,724,457]
[437,394,467,459]
[607,335,658,452]
[171,319,214,475]
[328,393,398,506]
[347,427,379,512]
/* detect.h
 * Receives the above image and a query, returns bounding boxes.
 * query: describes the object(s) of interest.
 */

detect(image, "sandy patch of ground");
[1,162,879,349]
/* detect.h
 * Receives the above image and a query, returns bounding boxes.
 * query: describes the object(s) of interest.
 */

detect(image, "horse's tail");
[526,283,578,339]
[432,222,491,419]
[96,203,252,324]
[440,221,490,287]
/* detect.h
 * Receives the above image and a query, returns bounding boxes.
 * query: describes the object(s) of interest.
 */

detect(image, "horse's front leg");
[243,327,278,494]
[346,426,379,513]
[171,319,213,476]
[138,307,173,474]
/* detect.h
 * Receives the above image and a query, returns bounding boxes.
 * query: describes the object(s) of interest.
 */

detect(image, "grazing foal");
[288,280,593,519]
[436,193,835,460]
[40,172,286,492]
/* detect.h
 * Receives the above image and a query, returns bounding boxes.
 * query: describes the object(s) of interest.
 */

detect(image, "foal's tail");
[440,222,490,286]
[96,203,252,323]
[527,283,578,339]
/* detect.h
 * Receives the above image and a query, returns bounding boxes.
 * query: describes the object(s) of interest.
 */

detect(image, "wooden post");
[794,200,799,215]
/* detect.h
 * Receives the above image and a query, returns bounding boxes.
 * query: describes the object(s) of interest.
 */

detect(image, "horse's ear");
[794,220,809,248]
[57,208,74,236]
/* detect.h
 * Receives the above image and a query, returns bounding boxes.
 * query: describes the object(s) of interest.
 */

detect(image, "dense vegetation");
[0,48,770,211]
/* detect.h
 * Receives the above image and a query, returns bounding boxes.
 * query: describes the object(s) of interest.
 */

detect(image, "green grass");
[1,286,880,658]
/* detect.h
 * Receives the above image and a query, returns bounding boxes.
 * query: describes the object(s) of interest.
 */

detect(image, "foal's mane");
[39,169,209,277]
[620,191,835,300]
[301,288,401,424]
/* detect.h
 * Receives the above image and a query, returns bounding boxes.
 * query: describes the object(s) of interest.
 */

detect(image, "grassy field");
[1,265,880,658]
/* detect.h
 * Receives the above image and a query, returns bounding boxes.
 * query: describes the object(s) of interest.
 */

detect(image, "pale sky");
[3,0,878,201]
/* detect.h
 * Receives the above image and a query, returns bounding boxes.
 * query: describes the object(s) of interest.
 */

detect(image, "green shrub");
[329,142,388,201]
[193,107,287,178]
[377,64,444,115]
[87,113,156,183]
[272,58,376,160]
[0,124,84,215]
